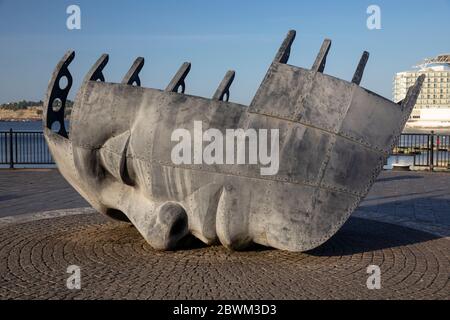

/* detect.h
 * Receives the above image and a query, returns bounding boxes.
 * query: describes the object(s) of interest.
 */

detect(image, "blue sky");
[0,0,449,105]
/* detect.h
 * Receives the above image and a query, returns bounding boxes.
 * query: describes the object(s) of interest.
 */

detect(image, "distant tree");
[0,99,73,111]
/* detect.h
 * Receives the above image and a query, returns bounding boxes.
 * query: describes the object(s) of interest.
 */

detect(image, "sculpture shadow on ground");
[307,216,441,257]
[358,194,450,227]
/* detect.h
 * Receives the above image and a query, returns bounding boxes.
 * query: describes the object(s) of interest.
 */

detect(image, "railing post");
[15,133,18,165]
[9,128,14,169]
[429,130,434,171]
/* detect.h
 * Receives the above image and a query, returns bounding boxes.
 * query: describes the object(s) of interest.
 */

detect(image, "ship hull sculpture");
[43,30,424,252]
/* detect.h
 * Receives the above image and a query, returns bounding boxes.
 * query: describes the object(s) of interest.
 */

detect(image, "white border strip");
[0,207,95,227]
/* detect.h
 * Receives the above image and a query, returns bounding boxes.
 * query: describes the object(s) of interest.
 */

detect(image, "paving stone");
[0,213,448,300]
[0,169,449,299]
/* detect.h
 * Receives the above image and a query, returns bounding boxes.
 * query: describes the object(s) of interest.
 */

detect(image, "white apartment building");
[393,54,450,129]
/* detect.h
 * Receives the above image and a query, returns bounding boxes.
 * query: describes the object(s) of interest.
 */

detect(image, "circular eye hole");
[51,121,61,133]
[52,98,63,112]
[59,76,68,90]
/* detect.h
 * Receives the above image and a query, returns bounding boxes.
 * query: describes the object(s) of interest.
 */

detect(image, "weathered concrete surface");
[42,30,425,252]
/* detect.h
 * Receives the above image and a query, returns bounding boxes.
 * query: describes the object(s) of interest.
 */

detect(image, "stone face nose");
[99,131,134,186]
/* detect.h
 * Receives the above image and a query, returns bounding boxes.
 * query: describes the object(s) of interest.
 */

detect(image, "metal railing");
[392,131,450,169]
[0,129,54,168]
[0,129,449,170]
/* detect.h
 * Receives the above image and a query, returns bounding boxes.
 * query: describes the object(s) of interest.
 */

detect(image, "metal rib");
[122,57,145,86]
[401,74,426,112]
[165,62,191,93]
[274,30,296,64]
[311,39,331,73]
[352,51,370,85]
[84,54,109,83]
[213,70,235,101]
[43,50,75,138]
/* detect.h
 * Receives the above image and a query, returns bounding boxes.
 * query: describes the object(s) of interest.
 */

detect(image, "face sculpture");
[43,30,424,252]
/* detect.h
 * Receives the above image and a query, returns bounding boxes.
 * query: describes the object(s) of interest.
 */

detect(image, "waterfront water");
[0,121,70,131]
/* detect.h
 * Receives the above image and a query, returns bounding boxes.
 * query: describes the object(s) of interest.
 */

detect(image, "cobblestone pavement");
[0,169,88,218]
[355,171,450,238]
[0,212,448,300]
[0,169,449,299]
